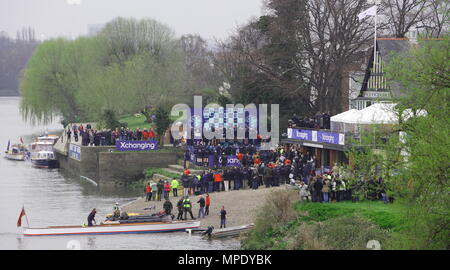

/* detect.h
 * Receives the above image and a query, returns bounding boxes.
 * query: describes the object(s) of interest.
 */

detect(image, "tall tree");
[380,0,429,38]
[416,0,450,38]
[214,0,376,122]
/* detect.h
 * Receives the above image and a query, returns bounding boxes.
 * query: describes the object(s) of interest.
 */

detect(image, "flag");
[358,5,377,20]
[19,137,24,144]
[17,207,26,227]
[6,140,10,151]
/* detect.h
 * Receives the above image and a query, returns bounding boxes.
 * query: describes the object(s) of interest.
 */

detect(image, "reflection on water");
[0,97,239,250]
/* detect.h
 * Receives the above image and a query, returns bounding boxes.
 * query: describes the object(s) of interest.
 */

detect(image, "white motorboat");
[23,220,201,236]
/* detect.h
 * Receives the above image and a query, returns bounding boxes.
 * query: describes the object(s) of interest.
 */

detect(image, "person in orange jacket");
[205,193,211,216]
[213,171,223,192]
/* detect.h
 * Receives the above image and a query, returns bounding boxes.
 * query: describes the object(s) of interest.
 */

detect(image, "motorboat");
[23,219,201,236]
[28,141,58,168]
[29,150,58,168]
[36,134,59,145]
[4,143,27,161]
[201,224,255,239]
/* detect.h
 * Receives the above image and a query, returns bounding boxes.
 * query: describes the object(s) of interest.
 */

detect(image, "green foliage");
[118,114,149,130]
[20,17,188,126]
[295,201,404,231]
[154,107,171,144]
[241,193,397,250]
[98,109,122,130]
[344,38,450,249]
[144,167,181,179]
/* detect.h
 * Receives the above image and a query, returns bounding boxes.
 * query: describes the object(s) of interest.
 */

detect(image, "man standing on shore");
[171,178,179,197]
[163,199,173,216]
[145,182,152,201]
[176,198,184,220]
[66,128,72,142]
[197,196,205,219]
[163,181,171,200]
[183,196,195,220]
[220,206,227,228]
[150,181,157,201]
[157,180,164,201]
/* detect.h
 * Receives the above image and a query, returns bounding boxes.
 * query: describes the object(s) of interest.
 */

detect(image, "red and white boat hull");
[23,220,201,236]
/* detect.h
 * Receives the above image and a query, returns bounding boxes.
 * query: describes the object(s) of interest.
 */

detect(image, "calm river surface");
[0,97,239,250]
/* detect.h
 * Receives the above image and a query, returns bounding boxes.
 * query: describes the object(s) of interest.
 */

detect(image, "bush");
[145,168,180,179]
[287,215,389,250]
[241,190,399,250]
[241,189,300,250]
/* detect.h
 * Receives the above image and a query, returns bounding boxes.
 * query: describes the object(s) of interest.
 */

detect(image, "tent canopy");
[331,103,398,125]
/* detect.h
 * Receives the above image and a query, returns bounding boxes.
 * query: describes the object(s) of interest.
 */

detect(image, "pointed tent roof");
[330,109,362,124]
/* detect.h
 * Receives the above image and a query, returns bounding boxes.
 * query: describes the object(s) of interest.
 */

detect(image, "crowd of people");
[64,123,158,146]
[143,179,217,223]
[288,112,331,130]
[177,143,391,204]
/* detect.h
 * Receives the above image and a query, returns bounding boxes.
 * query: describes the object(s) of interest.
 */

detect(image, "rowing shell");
[23,220,201,236]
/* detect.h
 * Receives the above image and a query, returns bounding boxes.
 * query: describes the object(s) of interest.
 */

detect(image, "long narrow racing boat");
[23,220,201,236]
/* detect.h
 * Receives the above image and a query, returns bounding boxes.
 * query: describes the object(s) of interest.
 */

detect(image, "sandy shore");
[122,185,287,229]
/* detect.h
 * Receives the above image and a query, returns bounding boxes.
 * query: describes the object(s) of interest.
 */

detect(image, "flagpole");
[373,5,378,87]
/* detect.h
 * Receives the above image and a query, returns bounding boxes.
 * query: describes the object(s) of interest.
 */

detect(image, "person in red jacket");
[142,129,149,140]
[205,193,211,216]
[145,183,152,201]
[163,181,171,200]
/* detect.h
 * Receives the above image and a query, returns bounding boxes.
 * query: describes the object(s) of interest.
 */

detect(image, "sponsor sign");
[115,140,158,151]
[226,155,242,167]
[288,128,313,141]
[287,128,345,145]
[69,144,81,161]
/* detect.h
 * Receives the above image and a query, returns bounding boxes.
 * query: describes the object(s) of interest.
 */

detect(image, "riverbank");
[122,185,286,229]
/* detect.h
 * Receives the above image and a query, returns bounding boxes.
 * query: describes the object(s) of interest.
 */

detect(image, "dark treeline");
[0,27,39,95]
[18,0,448,130]
[211,0,449,129]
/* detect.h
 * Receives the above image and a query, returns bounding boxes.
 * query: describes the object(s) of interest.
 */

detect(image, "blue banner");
[226,155,242,167]
[287,128,345,145]
[115,140,158,151]
[317,131,344,145]
[69,144,81,161]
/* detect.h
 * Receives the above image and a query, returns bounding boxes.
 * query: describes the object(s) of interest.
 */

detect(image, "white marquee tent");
[331,103,398,133]
[331,103,427,133]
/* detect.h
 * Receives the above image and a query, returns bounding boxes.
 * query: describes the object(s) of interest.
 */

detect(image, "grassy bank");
[119,114,151,130]
[126,167,182,191]
[118,114,183,130]
[241,190,405,250]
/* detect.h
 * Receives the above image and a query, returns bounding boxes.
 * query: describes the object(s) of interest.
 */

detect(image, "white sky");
[0,0,264,42]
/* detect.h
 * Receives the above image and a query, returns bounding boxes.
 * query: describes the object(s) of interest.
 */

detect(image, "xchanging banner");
[115,140,159,151]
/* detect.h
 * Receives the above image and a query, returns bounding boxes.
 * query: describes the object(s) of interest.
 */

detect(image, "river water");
[0,97,239,250]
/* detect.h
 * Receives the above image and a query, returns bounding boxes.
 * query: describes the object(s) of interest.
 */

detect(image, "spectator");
[197,196,206,218]
[219,206,227,228]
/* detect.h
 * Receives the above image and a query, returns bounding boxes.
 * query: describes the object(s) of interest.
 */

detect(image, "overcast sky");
[0,0,264,42]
